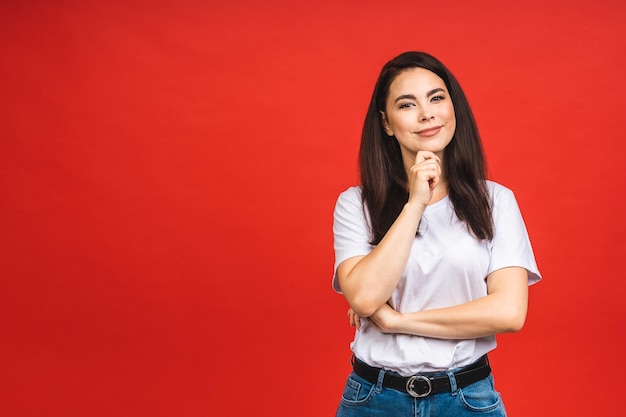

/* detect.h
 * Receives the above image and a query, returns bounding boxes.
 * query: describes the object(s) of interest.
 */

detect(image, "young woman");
[332,52,541,416]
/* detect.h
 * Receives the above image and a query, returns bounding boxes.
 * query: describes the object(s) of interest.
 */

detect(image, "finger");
[415,151,441,165]
[354,314,361,330]
[348,308,355,327]
[429,175,440,191]
[409,164,439,184]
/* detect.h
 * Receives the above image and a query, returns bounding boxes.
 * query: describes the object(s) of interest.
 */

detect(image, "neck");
[428,181,449,205]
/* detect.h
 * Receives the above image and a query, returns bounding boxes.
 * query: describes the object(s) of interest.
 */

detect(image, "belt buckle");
[406,375,432,398]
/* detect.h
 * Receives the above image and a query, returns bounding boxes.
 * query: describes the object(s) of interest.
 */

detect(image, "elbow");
[349,302,378,319]
[501,308,527,333]
[505,317,526,333]
[339,283,384,318]
[346,295,381,318]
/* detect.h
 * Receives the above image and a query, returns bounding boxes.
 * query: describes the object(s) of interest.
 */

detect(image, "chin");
[419,145,447,154]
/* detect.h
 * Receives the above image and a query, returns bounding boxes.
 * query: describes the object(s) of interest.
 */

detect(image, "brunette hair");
[359,51,493,244]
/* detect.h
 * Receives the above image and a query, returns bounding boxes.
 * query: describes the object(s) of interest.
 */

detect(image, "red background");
[1,1,625,415]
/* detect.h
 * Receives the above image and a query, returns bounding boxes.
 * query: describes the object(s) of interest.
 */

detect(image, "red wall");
[1,1,625,415]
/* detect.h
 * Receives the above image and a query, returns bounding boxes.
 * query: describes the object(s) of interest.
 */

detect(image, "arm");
[368,266,529,339]
[337,151,441,317]
[337,202,423,317]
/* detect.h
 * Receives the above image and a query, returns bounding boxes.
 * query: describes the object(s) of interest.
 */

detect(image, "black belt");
[352,355,491,398]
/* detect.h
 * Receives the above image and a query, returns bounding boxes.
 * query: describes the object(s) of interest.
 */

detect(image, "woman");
[332,51,541,416]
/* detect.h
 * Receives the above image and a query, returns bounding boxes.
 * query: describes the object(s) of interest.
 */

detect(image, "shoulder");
[485,180,515,201]
[485,180,525,219]
[333,186,368,224]
[335,185,363,207]
[338,185,362,200]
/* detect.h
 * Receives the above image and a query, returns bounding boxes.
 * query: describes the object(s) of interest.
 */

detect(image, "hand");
[368,303,401,334]
[348,307,362,329]
[407,151,442,207]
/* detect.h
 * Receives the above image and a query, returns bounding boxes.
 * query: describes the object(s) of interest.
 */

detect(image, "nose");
[419,108,435,122]
[420,111,435,122]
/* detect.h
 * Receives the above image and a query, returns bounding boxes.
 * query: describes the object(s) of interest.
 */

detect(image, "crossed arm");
[344,265,528,340]
[336,195,530,340]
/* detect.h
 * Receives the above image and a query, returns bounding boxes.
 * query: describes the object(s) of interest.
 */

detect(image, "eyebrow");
[393,88,446,103]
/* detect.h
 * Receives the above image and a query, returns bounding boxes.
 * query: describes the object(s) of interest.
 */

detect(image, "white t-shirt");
[332,181,541,376]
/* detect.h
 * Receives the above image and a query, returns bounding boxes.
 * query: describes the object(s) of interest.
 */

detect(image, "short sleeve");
[332,187,374,292]
[488,184,541,285]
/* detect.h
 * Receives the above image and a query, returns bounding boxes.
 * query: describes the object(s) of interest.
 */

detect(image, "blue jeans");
[336,366,507,417]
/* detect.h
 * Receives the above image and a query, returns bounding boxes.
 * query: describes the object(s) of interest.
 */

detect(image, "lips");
[416,126,442,137]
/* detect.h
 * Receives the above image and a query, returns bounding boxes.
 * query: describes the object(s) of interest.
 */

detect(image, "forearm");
[394,295,526,339]
[338,201,425,317]
[371,267,529,339]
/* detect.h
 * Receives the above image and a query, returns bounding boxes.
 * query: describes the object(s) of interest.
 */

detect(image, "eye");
[431,95,445,102]
[398,102,415,109]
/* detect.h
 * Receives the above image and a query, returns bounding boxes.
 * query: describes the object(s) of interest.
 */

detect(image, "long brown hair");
[359,51,493,244]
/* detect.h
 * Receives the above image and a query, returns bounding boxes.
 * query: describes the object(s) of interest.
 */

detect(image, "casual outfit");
[332,181,541,416]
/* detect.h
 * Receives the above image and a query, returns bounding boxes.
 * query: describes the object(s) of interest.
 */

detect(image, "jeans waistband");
[352,355,491,398]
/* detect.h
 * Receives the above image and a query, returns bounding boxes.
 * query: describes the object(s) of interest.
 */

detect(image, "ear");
[379,111,393,136]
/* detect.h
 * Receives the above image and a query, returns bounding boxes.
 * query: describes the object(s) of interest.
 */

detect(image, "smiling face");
[381,67,456,167]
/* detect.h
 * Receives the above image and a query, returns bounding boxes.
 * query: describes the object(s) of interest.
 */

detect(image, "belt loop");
[446,369,458,393]
[375,368,385,394]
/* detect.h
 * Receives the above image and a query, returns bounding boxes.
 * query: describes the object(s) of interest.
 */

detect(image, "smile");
[416,126,442,137]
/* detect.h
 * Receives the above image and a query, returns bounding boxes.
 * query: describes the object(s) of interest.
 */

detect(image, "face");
[381,67,456,165]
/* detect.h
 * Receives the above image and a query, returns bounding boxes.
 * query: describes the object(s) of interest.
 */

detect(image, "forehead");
[388,67,447,96]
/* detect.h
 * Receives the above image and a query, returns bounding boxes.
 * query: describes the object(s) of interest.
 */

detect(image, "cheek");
[449,113,457,129]
[444,106,457,137]
[393,112,416,128]
[445,104,456,122]
[385,116,402,133]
